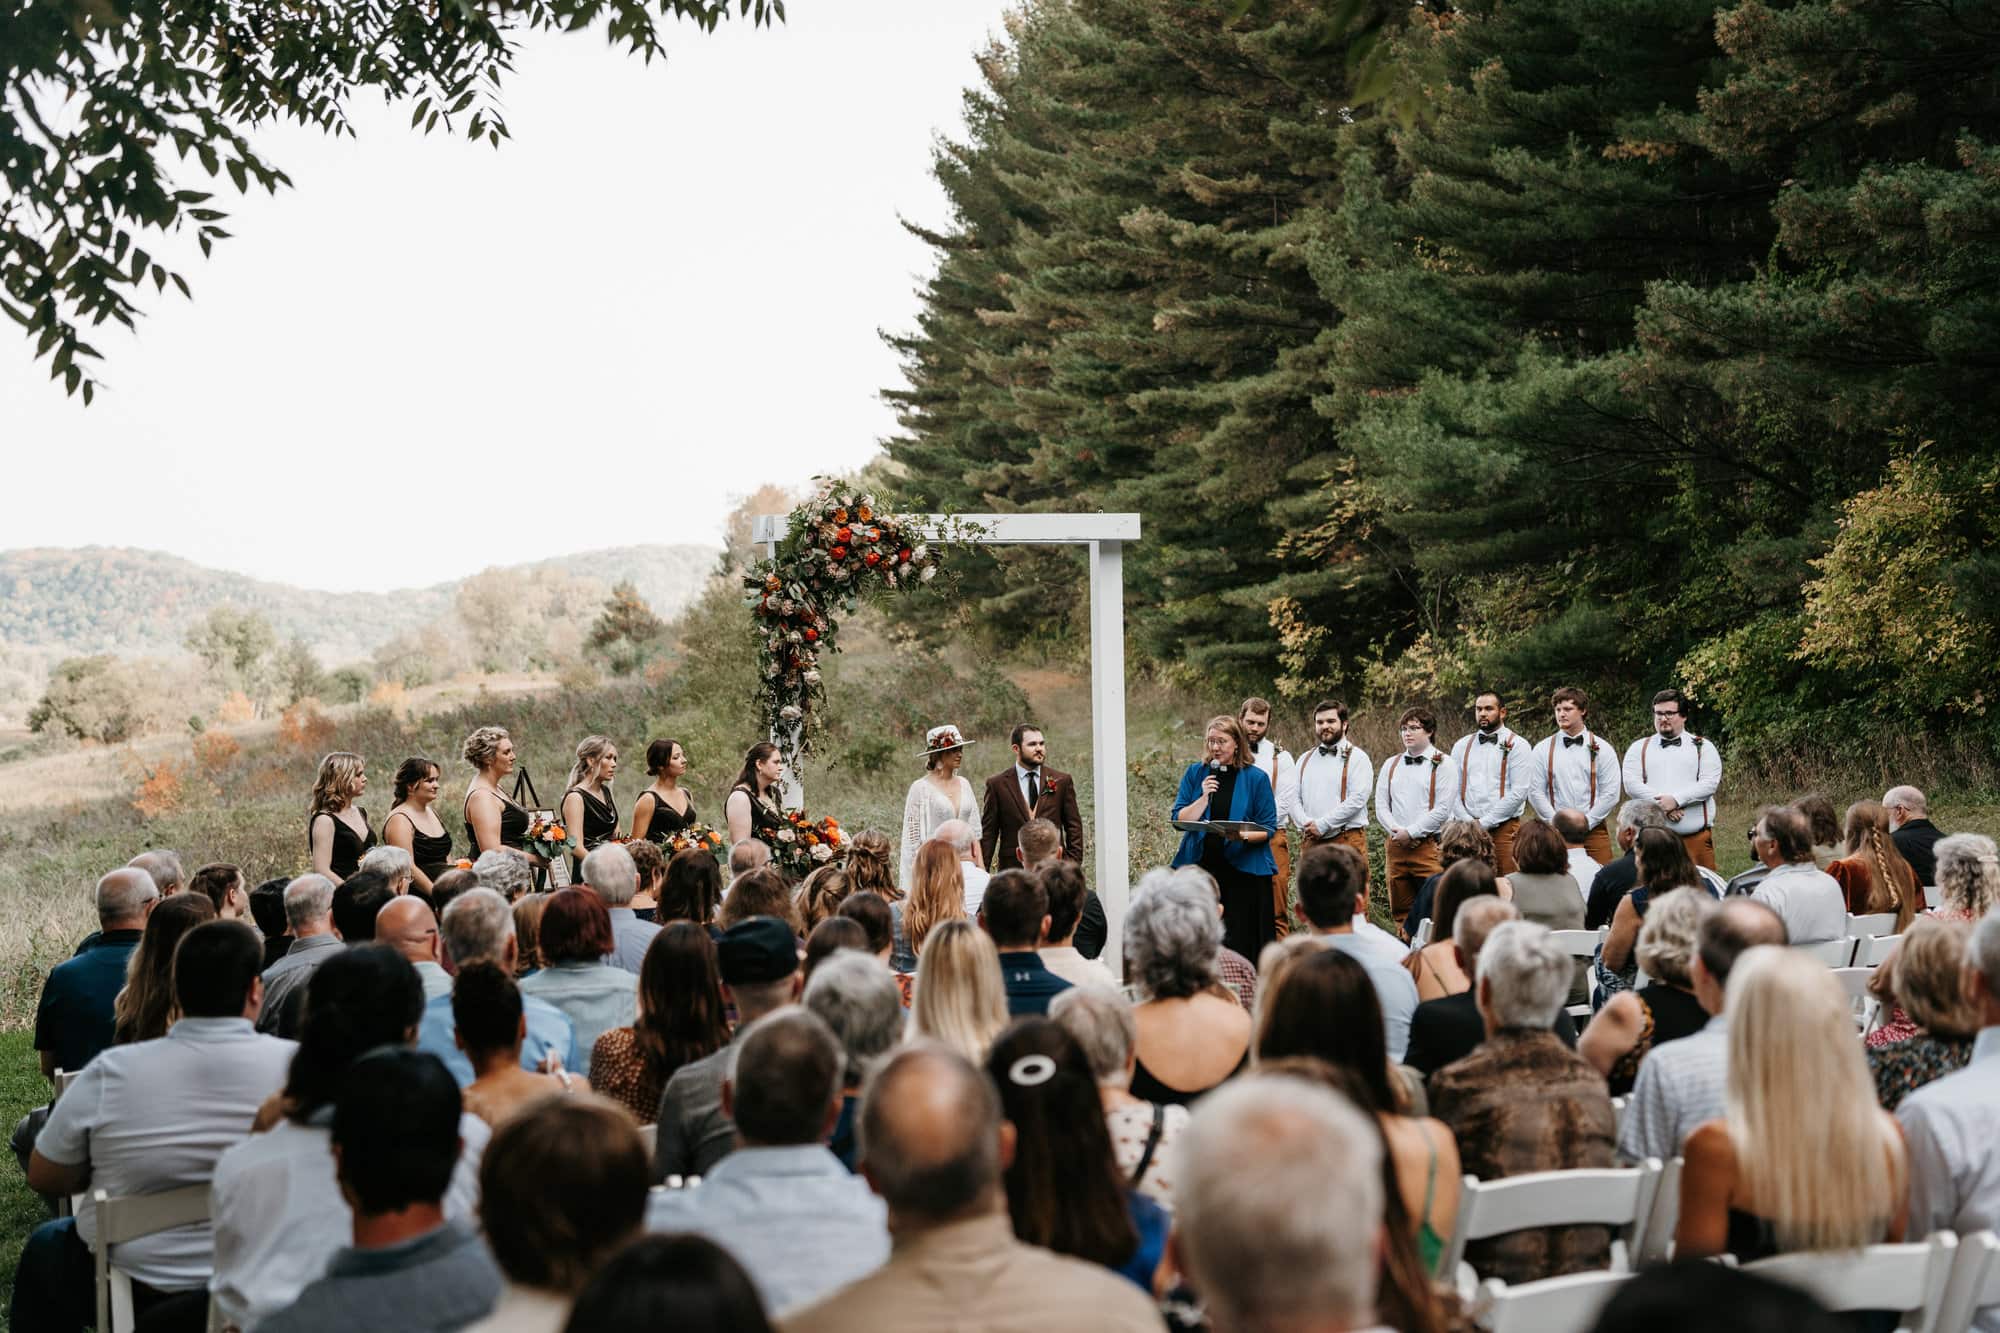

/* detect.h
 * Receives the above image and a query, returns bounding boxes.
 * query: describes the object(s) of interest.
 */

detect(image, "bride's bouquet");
[759,809,849,878]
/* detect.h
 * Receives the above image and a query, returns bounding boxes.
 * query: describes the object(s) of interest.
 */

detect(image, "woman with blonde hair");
[1677,946,1908,1260]
[903,841,967,961]
[907,919,1008,1062]
[796,864,855,934]
[846,828,915,970]
[1866,917,1980,1110]
[560,734,621,877]
[1830,800,1919,931]
[463,725,539,865]
[308,751,375,883]
[1930,833,2000,923]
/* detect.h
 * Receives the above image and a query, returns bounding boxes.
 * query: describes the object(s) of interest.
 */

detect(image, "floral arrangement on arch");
[744,478,973,764]
[759,809,848,878]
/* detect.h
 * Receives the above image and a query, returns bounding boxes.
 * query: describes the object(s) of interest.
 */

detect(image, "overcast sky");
[1,1,1009,592]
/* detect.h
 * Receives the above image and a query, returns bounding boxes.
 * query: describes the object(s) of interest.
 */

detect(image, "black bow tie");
[1319,743,1341,756]
[1658,736,1683,747]
[1563,735,1586,748]
[1477,733,1499,745]
[1403,754,1426,766]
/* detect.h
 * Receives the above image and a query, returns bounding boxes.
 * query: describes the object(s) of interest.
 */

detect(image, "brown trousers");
[1490,817,1521,877]
[1385,837,1443,919]
[1682,827,1717,872]
[1583,824,1614,865]
[1301,827,1370,878]
[1271,833,1293,939]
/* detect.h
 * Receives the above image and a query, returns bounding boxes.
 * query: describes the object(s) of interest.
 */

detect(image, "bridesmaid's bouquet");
[663,822,728,860]
[759,809,848,878]
[522,814,570,864]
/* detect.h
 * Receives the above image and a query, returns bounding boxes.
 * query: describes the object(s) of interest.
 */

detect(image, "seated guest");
[656,918,803,1182]
[804,918,870,980]
[1400,818,1509,941]
[797,865,856,935]
[128,847,186,897]
[1600,828,1713,978]
[257,875,344,1038]
[1932,833,2000,923]
[903,841,968,962]
[1170,1073,1385,1333]
[1586,799,1670,928]
[261,1050,502,1331]
[933,818,990,917]
[719,867,806,939]
[1019,817,1109,958]
[466,1096,648,1333]
[329,869,394,943]
[987,1020,1168,1293]
[591,923,728,1123]
[519,887,638,1055]
[1796,792,1844,868]
[730,836,773,880]
[18,922,294,1332]
[1430,921,1616,1284]
[1581,888,1716,1095]
[1867,917,1979,1111]
[583,843,658,975]
[212,946,489,1329]
[456,963,578,1126]
[1255,946,1460,1275]
[626,838,663,919]
[1037,861,1119,990]
[979,868,1072,1015]
[35,868,156,1078]
[1594,1260,1864,1333]
[1124,870,1254,1104]
[1829,800,1919,929]
[906,920,1010,1062]
[569,1235,773,1333]
[1555,808,1605,890]
[425,867,480,920]
[1619,898,1786,1164]
[419,889,576,1086]
[1405,858,1502,1002]
[1677,947,1908,1261]
[113,892,216,1044]
[836,891,896,966]
[1406,899,1581,1078]
[376,895,451,1000]
[249,877,292,967]
[802,952,904,1169]
[472,848,534,903]
[1507,817,1586,931]
[189,862,252,919]
[1297,844,1419,1062]
[1884,785,1946,886]
[1050,985,1188,1207]
[649,1009,891,1314]
[512,893,548,976]
[780,1046,1161,1333]
[1747,806,1846,945]
[1166,865,1260,1012]
[661,846,725,928]
[357,845,415,900]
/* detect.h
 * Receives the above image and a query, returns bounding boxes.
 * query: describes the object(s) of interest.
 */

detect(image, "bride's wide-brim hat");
[919,725,976,757]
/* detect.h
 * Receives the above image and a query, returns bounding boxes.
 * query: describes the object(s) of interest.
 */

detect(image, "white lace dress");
[901,774,980,888]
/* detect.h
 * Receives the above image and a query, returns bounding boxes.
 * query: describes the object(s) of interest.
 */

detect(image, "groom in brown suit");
[981,724,1086,873]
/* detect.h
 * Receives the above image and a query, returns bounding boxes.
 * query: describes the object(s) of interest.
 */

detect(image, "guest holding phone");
[1170,714,1277,960]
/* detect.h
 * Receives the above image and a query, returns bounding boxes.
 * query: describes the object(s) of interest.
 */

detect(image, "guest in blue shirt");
[979,870,1072,1016]
[419,888,576,1085]
[1171,714,1279,963]
[987,1018,1167,1293]
[33,868,157,1079]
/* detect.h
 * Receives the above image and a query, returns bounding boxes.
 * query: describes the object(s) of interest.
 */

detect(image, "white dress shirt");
[1015,763,1041,813]
[1290,742,1372,836]
[1901,1027,2000,1332]
[1349,919,1412,968]
[210,1111,490,1330]
[1374,746,1458,841]
[1750,861,1847,945]
[961,861,991,916]
[1621,731,1723,836]
[1527,728,1622,830]
[36,1017,296,1291]
[1248,738,1298,831]
[1565,846,1606,898]
[1446,727,1536,828]
[1618,1015,1727,1163]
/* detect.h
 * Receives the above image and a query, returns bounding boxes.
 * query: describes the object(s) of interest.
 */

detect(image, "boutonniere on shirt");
[1428,753,1444,769]
[1588,740,1601,759]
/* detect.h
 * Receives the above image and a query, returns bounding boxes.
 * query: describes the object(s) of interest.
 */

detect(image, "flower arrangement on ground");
[758,808,848,879]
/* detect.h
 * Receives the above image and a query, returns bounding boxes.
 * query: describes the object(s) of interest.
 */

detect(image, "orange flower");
[833,507,848,523]
[549,824,567,840]
[765,574,782,591]
[856,505,873,521]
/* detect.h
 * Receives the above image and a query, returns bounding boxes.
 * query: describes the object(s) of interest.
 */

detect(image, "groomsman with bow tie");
[1446,690,1540,875]
[1527,686,1622,864]
[1375,707,1460,919]
[1240,697,1299,939]
[1289,700,1373,876]
[1621,688,1723,871]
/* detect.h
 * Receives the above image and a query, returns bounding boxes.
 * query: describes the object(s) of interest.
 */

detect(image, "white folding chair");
[1635,1155,1682,1266]
[1609,1096,1627,1137]
[1478,1270,1633,1333]
[1800,937,1857,966]
[1923,884,1941,910]
[1848,912,1900,939]
[1936,1229,2000,1333]
[1742,1231,1958,1333]
[1859,934,1903,968]
[51,1068,80,1220]
[1412,917,1433,949]
[1549,928,1602,1019]
[92,1183,211,1333]
[1829,966,1879,1029]
[1442,1160,1663,1294]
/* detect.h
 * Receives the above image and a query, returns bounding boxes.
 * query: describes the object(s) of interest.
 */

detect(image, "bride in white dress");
[902,724,981,888]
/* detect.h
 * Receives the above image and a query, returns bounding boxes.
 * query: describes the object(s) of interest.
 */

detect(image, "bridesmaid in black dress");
[383,756,454,896]
[462,725,539,866]
[308,752,375,883]
[629,737,697,846]
[723,741,786,847]
[561,734,621,877]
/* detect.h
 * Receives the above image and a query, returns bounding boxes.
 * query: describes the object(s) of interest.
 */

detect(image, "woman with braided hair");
[1830,800,1919,932]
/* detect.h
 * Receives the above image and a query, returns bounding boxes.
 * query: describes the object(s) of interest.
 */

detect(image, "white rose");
[779,705,802,722]
[803,669,822,686]
[777,828,796,843]
[810,842,833,862]
[779,599,796,615]
[766,662,782,678]
[920,565,937,582]
[912,543,929,561]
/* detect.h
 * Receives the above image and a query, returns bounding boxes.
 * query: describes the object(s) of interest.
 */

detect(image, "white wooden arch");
[751,511,1141,966]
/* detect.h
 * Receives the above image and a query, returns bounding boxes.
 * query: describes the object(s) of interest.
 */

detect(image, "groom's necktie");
[1027,771,1041,810]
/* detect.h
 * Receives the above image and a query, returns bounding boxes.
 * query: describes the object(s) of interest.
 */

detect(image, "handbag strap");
[1128,1102,1167,1188]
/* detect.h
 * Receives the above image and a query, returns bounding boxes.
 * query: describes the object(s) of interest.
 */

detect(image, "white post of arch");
[752,511,1141,967]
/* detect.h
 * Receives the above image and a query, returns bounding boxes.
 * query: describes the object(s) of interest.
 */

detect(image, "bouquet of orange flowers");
[758,808,848,878]
[663,822,728,860]
[522,814,570,864]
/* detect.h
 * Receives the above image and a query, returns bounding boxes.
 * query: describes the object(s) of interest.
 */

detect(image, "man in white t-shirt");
[1748,806,1845,945]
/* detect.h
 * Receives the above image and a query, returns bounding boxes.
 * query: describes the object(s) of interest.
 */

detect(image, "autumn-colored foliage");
[193,730,242,776]
[279,699,336,752]
[132,760,188,819]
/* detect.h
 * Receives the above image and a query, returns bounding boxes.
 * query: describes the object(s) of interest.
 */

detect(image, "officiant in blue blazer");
[1170,713,1278,960]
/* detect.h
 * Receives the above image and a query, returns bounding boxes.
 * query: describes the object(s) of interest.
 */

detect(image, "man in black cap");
[655,916,801,1182]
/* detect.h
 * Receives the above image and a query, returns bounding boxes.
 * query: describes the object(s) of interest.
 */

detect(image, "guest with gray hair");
[127,848,186,897]
[471,847,534,902]
[804,952,905,1170]
[584,842,659,974]
[30,868,158,1092]
[650,1008,890,1316]
[1884,784,1945,885]
[1587,798,1670,927]
[1051,984,1190,1206]
[1404,897,1584,1078]
[415,888,576,1085]
[357,844,413,897]
[781,1045,1160,1333]
[256,875,343,1038]
[1170,1073,1384,1333]
[1121,869,1253,1106]
[1933,833,2000,922]
[728,838,771,882]
[1430,919,1616,1284]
